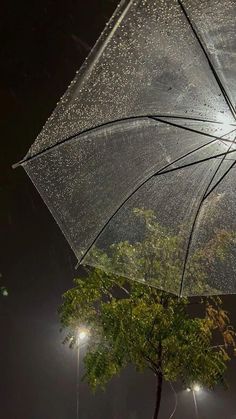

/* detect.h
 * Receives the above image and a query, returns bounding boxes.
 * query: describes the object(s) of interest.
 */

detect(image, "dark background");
[1,1,236,418]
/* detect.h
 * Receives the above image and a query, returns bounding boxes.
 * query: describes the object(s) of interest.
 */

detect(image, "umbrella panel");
[182,163,236,295]
[83,160,221,295]
[183,0,236,112]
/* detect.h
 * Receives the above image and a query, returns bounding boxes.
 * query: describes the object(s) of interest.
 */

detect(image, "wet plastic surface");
[21,0,236,295]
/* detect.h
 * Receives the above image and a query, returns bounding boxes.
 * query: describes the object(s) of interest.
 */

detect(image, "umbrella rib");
[157,127,236,174]
[150,117,234,146]
[156,148,236,176]
[204,160,236,201]
[179,135,236,297]
[203,133,236,199]
[13,115,235,168]
[77,134,231,267]
[177,0,236,120]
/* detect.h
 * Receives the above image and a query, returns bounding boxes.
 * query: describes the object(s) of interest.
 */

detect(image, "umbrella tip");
[12,158,26,169]
[12,161,21,169]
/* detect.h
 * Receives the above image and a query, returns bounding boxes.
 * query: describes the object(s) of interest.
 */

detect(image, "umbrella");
[14,0,236,296]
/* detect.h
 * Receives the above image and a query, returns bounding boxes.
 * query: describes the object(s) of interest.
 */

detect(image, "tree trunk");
[153,370,163,419]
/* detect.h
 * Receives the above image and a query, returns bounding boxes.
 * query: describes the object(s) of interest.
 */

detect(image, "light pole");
[76,328,89,419]
[186,384,201,419]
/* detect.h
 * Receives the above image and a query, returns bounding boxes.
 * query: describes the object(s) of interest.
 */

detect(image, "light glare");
[78,330,88,341]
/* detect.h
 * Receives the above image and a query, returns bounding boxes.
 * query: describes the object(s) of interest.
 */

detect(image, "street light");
[186,384,201,418]
[76,328,90,419]
[78,329,89,342]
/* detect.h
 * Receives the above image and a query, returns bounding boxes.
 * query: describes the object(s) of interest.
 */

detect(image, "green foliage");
[85,207,236,296]
[59,208,236,393]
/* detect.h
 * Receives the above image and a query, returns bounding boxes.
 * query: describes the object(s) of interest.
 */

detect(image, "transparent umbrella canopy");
[15,0,236,296]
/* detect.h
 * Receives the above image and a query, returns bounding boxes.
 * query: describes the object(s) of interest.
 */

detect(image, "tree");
[59,208,236,419]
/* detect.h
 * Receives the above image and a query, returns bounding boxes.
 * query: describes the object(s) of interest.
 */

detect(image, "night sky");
[1,1,236,418]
